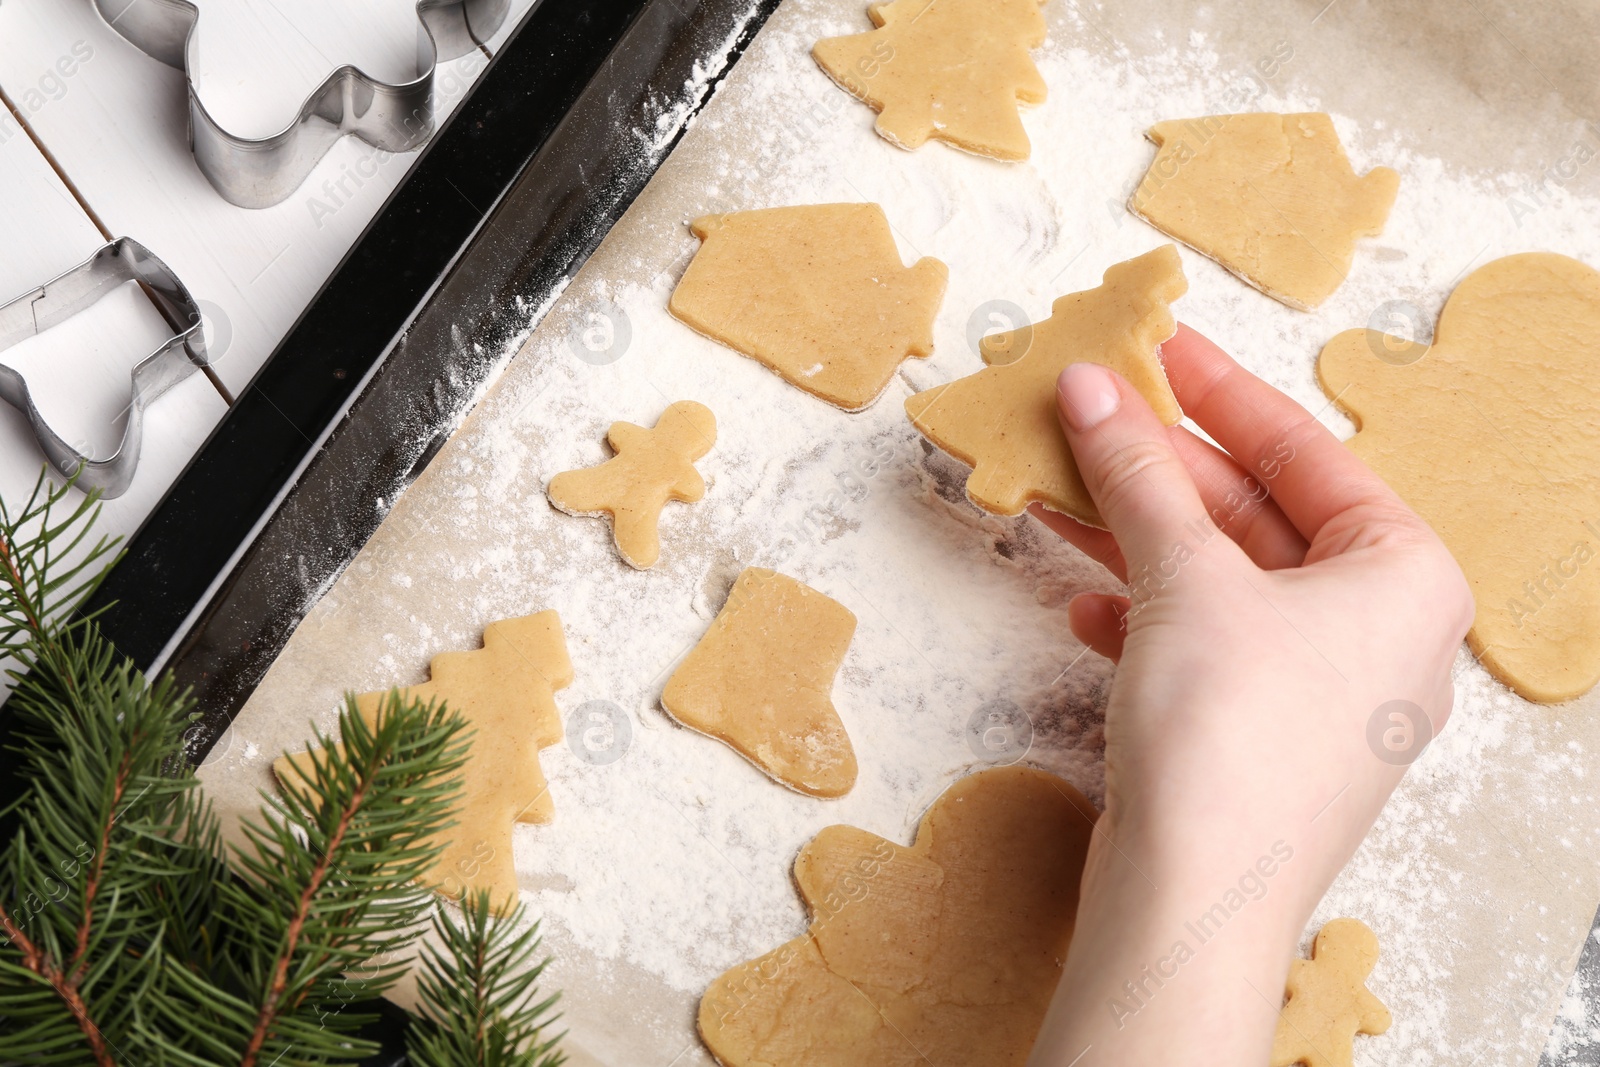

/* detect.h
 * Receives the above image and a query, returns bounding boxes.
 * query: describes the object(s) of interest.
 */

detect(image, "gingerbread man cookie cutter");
[0,238,209,498]
[90,0,510,207]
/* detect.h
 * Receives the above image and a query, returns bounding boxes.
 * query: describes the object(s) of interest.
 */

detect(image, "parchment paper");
[199,2,1600,1064]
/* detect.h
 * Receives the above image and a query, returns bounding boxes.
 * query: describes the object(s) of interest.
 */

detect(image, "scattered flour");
[639,1,768,161]
[206,1,1600,1062]
[1544,938,1600,1065]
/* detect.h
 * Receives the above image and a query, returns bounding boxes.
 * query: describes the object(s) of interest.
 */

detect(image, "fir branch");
[1,653,215,1065]
[2,472,571,1066]
[408,891,564,1067]
[148,693,470,1066]
[0,901,114,1065]
[1,474,208,1066]
[0,469,117,660]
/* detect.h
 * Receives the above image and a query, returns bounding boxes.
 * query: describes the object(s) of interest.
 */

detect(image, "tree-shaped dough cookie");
[275,611,572,912]
[1130,113,1399,309]
[1319,253,1600,703]
[1271,918,1392,1067]
[699,765,1097,1066]
[547,400,716,569]
[905,243,1187,526]
[669,204,947,411]
[813,0,1049,161]
[662,568,858,797]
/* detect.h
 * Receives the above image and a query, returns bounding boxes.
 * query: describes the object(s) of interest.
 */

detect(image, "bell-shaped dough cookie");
[662,568,858,797]
[274,612,572,912]
[668,204,948,411]
[1270,918,1392,1067]
[1319,253,1600,703]
[813,0,1049,161]
[905,244,1187,526]
[1130,113,1399,310]
[547,400,716,569]
[699,765,1098,1066]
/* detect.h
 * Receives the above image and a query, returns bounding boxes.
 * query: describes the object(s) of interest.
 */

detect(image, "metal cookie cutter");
[91,0,511,208]
[0,238,208,498]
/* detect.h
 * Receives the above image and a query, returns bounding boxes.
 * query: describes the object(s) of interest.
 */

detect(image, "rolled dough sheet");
[198,1,1600,1065]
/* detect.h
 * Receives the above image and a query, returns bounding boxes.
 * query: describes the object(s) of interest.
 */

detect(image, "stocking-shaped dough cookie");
[275,612,572,912]
[547,400,716,569]
[699,765,1098,1066]
[813,0,1048,161]
[905,244,1187,526]
[662,568,858,797]
[1130,113,1398,309]
[1270,918,1391,1067]
[669,204,947,411]
[1319,253,1600,702]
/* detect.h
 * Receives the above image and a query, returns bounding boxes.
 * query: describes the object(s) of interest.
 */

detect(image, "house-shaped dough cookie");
[1130,113,1398,309]
[670,203,947,411]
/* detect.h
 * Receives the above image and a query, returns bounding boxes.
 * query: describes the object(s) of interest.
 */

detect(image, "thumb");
[1056,362,1214,576]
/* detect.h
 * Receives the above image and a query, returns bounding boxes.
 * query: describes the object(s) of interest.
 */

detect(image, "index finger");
[1160,323,1402,542]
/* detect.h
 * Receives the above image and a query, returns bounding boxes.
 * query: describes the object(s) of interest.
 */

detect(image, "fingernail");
[1058,363,1121,432]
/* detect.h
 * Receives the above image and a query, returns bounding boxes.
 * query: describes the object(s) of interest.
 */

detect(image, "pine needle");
[407,890,565,1067]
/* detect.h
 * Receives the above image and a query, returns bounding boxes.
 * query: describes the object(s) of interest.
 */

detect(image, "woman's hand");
[1026,324,1472,1065]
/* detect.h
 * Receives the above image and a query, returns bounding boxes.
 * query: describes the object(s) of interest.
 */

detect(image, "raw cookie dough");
[662,568,858,798]
[812,0,1048,161]
[669,204,947,411]
[547,400,716,569]
[905,244,1187,526]
[1129,113,1399,310]
[1318,252,1600,702]
[1271,918,1392,1067]
[698,765,1097,1066]
[274,612,572,912]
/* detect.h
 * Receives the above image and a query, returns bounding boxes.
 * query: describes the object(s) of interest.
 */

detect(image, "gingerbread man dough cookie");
[813,0,1049,161]
[699,766,1098,1066]
[1271,918,1392,1067]
[1319,253,1600,703]
[669,204,947,411]
[905,244,1187,526]
[1130,113,1399,309]
[547,400,716,569]
[275,612,572,912]
[662,568,858,797]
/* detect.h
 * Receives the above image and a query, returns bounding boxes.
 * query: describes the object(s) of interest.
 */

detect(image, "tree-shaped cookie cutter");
[0,239,209,498]
[91,0,510,208]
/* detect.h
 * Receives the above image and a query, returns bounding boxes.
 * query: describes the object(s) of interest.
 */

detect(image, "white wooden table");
[0,0,536,542]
